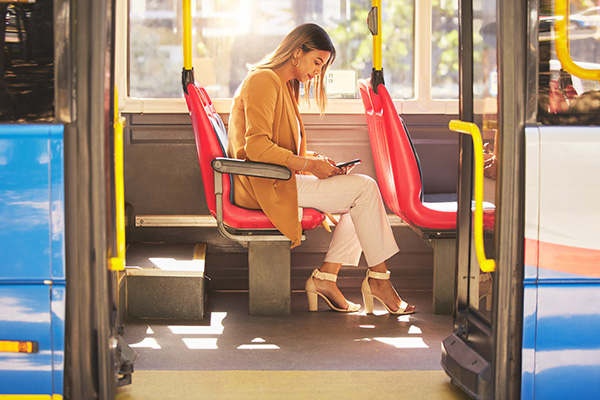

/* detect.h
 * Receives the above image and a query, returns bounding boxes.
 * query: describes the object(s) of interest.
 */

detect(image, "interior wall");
[123,111,459,233]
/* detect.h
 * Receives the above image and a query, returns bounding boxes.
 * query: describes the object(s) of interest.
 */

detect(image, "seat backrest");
[374,83,426,207]
[197,86,229,152]
[359,80,425,223]
[184,83,225,216]
[358,81,408,222]
[360,80,461,231]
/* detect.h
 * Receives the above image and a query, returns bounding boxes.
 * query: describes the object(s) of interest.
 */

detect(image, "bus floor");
[116,283,468,399]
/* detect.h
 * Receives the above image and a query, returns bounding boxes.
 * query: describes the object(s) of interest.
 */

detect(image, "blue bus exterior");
[0,124,65,398]
[522,126,600,399]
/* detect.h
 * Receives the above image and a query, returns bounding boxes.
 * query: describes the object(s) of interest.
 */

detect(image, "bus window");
[469,0,497,321]
[0,0,54,122]
[128,0,415,100]
[431,0,459,99]
[538,0,600,126]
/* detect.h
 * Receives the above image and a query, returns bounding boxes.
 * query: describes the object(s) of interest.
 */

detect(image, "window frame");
[115,0,458,115]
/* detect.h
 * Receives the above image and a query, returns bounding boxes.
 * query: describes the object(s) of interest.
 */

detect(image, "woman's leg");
[297,174,413,312]
[296,174,399,265]
[323,213,363,266]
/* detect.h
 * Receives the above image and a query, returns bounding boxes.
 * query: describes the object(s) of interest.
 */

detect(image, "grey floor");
[123,289,451,371]
[118,242,470,399]
[122,241,453,371]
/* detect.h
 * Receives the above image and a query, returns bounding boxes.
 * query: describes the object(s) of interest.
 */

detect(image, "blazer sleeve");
[242,70,294,166]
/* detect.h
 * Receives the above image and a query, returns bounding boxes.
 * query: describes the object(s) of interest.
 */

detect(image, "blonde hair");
[251,23,336,114]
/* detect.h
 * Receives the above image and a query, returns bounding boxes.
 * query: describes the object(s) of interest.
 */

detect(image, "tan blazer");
[228,68,307,248]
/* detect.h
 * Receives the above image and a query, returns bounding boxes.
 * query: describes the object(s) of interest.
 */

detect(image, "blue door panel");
[533,284,600,399]
[0,125,65,282]
[0,125,65,396]
[0,285,53,395]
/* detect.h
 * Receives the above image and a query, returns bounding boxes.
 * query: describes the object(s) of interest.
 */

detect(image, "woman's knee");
[351,174,379,195]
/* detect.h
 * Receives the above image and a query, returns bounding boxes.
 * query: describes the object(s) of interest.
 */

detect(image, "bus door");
[521,0,600,398]
[442,0,527,398]
[1,0,130,397]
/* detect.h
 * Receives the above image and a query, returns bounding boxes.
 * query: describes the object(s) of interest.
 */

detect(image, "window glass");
[468,0,497,322]
[1,1,55,122]
[129,0,415,100]
[431,0,459,99]
[537,0,600,125]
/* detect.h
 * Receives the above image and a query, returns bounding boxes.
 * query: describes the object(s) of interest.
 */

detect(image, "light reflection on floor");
[128,308,430,353]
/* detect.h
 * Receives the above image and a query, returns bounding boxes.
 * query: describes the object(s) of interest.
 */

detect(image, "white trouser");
[296,174,399,267]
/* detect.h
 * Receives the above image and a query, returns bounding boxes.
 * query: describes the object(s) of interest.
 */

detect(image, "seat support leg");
[432,238,457,314]
[248,241,291,316]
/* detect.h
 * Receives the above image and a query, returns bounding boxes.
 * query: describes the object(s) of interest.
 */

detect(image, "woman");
[228,23,415,315]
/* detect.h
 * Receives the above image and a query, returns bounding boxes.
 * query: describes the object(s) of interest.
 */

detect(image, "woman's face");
[293,49,331,84]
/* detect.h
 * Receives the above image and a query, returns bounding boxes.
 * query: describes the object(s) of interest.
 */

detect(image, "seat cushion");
[220,200,325,231]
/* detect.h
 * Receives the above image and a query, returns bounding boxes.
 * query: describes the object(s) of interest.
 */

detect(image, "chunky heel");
[362,291,375,314]
[361,271,375,314]
[306,289,318,312]
[360,270,415,315]
[304,269,361,313]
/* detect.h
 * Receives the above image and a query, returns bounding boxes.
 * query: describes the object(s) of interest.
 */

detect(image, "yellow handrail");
[449,120,495,273]
[182,0,193,70]
[109,86,126,271]
[554,0,600,81]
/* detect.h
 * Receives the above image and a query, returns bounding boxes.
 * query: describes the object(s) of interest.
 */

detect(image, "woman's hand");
[289,155,343,179]
[307,156,342,179]
[337,163,358,175]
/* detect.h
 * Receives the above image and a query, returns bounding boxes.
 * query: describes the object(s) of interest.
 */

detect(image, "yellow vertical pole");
[372,0,382,71]
[368,0,384,91]
[182,0,193,70]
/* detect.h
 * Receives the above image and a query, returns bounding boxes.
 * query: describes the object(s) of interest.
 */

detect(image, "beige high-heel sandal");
[361,270,415,315]
[305,269,361,313]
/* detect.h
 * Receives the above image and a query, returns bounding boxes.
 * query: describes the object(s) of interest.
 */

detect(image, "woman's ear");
[293,47,304,59]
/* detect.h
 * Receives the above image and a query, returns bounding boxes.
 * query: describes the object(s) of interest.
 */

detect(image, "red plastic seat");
[359,80,496,234]
[358,80,458,232]
[184,83,325,232]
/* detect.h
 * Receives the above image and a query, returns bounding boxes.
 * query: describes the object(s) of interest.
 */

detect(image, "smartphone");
[336,159,361,168]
